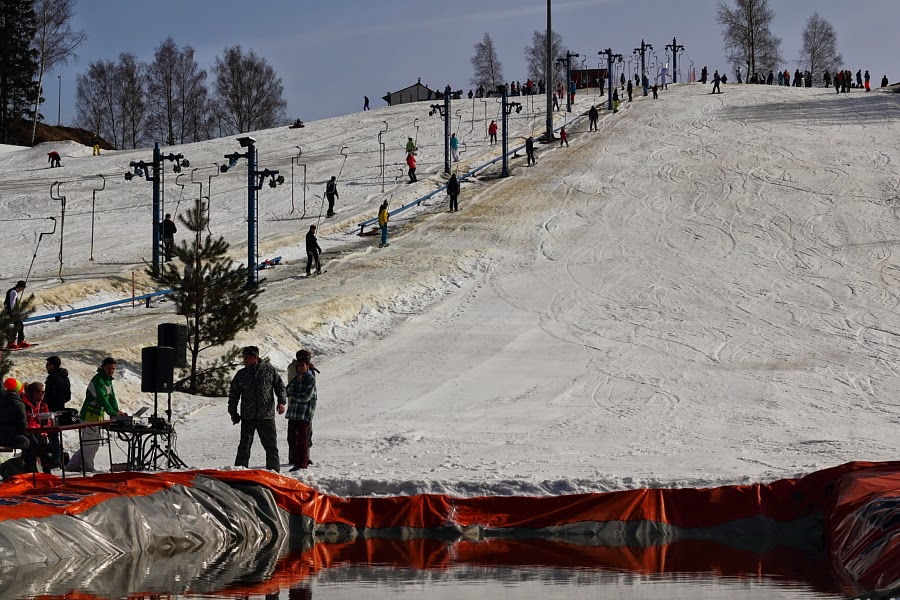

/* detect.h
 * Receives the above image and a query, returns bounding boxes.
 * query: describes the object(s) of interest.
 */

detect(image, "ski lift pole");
[291,146,306,216]
[378,121,388,193]
[25,217,57,283]
[207,163,220,235]
[337,145,349,180]
[50,182,66,280]
[89,174,105,261]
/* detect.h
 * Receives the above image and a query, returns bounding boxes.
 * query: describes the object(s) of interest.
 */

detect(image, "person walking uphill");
[65,357,126,473]
[378,201,390,248]
[559,126,568,147]
[588,105,599,131]
[525,135,536,166]
[447,173,460,212]
[228,346,286,472]
[285,354,317,471]
[305,225,322,276]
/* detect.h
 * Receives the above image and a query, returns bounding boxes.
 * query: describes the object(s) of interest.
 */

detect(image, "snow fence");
[0,461,897,596]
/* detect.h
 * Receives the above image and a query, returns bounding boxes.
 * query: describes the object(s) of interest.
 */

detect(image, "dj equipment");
[141,346,174,393]
[158,323,188,368]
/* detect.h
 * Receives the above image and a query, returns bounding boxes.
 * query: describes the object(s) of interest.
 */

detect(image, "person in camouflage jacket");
[228,346,286,471]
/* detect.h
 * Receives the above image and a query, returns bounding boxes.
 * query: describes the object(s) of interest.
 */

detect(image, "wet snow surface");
[3,85,899,497]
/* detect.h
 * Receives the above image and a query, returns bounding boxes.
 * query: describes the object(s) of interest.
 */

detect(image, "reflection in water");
[1,536,862,599]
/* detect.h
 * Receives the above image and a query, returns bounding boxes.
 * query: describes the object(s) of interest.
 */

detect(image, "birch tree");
[29,0,86,142]
[716,0,783,78]
[470,33,504,93]
[799,12,842,84]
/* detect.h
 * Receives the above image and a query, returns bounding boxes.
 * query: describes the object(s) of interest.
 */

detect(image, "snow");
[3,84,899,498]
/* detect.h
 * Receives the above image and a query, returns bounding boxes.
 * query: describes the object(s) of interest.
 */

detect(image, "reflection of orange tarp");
[200,538,852,599]
[2,461,899,594]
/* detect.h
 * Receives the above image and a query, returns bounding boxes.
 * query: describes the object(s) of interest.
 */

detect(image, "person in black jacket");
[44,356,71,466]
[228,346,286,472]
[305,225,322,276]
[526,136,536,166]
[0,379,37,475]
[161,213,177,262]
[325,176,338,217]
[447,174,460,212]
[588,105,599,131]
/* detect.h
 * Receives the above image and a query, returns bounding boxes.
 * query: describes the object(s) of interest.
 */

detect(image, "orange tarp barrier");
[2,461,899,594]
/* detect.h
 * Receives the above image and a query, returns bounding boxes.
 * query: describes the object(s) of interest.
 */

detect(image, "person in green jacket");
[66,357,125,472]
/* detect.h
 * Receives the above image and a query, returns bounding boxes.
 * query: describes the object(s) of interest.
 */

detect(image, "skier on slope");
[325,176,339,218]
[488,121,498,145]
[305,225,322,277]
[406,153,417,183]
[447,173,460,212]
[450,133,460,162]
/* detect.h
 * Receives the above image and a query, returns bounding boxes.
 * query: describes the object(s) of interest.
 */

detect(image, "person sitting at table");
[66,357,126,473]
[0,378,38,475]
[22,381,54,472]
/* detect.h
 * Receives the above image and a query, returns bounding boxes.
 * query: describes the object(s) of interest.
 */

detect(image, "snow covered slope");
[2,84,899,497]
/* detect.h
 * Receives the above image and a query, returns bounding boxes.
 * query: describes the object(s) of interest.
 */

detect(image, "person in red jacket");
[406,152,417,182]
[488,120,498,145]
[559,126,569,147]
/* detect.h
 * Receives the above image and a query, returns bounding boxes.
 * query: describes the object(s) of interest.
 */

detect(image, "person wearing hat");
[65,357,125,473]
[228,346,286,472]
[0,378,38,475]
[3,280,29,349]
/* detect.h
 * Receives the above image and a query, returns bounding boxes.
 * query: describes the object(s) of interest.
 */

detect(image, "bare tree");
[75,60,119,144]
[176,46,211,143]
[29,0,86,143]
[470,33,504,93]
[117,52,147,149]
[146,37,180,145]
[716,0,783,79]
[524,30,567,86]
[212,45,286,134]
[800,12,842,84]
[74,70,103,135]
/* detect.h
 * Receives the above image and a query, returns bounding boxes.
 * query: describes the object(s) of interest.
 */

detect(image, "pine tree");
[148,197,263,394]
[0,0,40,144]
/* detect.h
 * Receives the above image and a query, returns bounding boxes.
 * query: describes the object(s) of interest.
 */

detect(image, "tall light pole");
[665,38,685,84]
[634,39,653,96]
[556,51,580,112]
[598,49,623,111]
[221,137,284,288]
[57,74,61,127]
[545,0,554,141]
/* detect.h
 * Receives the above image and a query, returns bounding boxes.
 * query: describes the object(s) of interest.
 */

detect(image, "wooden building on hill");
[383,78,436,106]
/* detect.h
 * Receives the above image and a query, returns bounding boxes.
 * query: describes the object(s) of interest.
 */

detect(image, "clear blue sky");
[48,0,897,129]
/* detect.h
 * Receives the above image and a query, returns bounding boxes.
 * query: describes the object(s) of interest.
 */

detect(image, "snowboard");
[378,243,390,248]
[5,343,39,352]
[303,270,327,278]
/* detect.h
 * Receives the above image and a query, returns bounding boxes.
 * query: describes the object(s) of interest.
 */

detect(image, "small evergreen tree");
[148,197,263,394]
[0,292,36,379]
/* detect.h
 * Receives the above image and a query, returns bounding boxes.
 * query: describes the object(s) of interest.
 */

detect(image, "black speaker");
[141,346,174,393]
[158,323,188,368]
